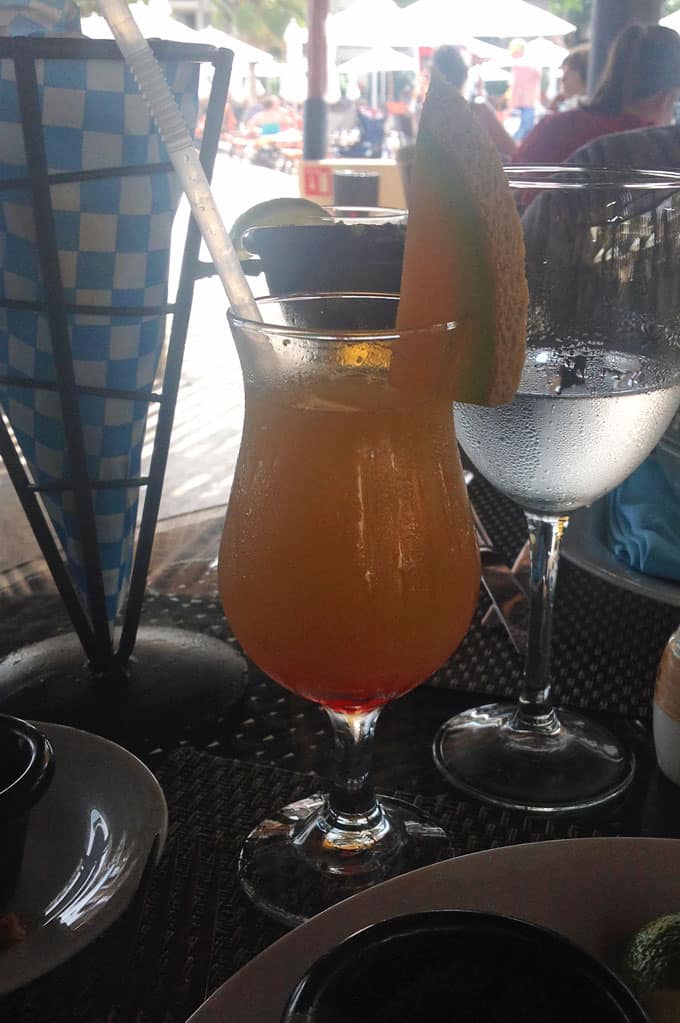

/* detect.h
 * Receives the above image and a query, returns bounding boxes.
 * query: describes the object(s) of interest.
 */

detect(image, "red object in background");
[514,108,651,164]
[302,164,333,199]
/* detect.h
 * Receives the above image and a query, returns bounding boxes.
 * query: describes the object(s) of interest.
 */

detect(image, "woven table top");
[0,472,678,1022]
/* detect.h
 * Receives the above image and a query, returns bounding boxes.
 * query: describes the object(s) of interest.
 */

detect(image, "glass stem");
[324,706,385,831]
[293,705,405,870]
[515,513,569,731]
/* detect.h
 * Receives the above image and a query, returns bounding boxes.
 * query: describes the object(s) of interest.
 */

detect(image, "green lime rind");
[624,913,680,995]
[230,198,330,260]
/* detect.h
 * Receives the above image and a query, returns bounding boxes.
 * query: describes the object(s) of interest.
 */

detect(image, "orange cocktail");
[220,294,479,926]
[219,372,478,712]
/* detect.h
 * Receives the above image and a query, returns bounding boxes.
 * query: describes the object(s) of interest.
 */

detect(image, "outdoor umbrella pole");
[304,0,328,159]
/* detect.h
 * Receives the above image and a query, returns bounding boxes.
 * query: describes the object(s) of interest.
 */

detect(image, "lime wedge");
[624,913,680,1022]
[230,198,330,260]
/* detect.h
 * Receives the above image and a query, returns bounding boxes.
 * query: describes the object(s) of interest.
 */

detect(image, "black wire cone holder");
[0,38,246,735]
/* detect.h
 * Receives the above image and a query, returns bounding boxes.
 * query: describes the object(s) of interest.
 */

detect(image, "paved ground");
[0,156,299,571]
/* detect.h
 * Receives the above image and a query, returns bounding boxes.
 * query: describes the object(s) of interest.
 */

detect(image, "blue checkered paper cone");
[0,8,199,624]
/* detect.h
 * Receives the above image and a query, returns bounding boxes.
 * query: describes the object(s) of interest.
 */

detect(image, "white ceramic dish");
[562,498,680,607]
[0,722,167,995]
[188,836,680,1023]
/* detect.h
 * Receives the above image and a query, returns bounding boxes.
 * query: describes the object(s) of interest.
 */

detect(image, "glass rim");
[322,205,406,215]
[227,292,461,343]
[321,205,407,222]
[506,165,680,190]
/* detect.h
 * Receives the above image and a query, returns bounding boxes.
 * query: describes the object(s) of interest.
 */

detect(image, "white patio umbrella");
[325,17,342,105]
[80,11,110,37]
[467,38,512,63]
[327,0,414,47]
[195,25,272,65]
[660,10,680,32]
[525,37,568,68]
[195,26,275,104]
[80,11,112,37]
[255,56,287,79]
[338,44,418,76]
[477,61,511,83]
[400,0,575,43]
[279,18,308,104]
[81,1,199,41]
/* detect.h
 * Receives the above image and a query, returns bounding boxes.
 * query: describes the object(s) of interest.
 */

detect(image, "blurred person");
[280,99,303,131]
[515,24,680,165]
[246,94,288,136]
[433,45,517,160]
[508,38,541,140]
[552,44,589,111]
[328,87,358,136]
[386,83,416,143]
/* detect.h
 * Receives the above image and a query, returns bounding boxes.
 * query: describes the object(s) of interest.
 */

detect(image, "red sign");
[302,163,333,200]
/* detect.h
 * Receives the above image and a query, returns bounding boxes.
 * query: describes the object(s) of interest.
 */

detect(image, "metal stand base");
[0,626,247,748]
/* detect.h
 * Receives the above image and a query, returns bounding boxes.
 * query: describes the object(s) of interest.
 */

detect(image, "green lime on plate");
[624,913,680,1022]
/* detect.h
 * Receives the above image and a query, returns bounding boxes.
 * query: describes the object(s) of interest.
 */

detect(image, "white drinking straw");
[100,0,261,321]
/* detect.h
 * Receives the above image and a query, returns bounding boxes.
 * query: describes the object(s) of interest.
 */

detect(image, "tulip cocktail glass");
[219,293,479,925]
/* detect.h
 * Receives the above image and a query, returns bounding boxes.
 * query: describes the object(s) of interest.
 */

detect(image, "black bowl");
[282,910,648,1023]
[0,716,55,911]
[241,220,406,296]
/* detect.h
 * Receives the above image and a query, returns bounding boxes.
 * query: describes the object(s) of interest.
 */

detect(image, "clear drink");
[455,346,680,514]
[436,167,680,816]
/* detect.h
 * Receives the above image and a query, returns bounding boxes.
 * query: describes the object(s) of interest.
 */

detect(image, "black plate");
[282,910,648,1023]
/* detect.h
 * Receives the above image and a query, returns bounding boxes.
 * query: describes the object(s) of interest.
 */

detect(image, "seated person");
[549,44,589,113]
[515,24,680,165]
[432,45,517,160]
[246,94,287,136]
[566,120,680,168]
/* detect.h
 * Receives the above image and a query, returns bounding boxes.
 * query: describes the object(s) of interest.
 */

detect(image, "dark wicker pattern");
[0,747,631,1023]
[0,473,677,1021]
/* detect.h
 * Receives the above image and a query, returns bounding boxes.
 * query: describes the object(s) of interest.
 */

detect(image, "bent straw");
[100,0,261,321]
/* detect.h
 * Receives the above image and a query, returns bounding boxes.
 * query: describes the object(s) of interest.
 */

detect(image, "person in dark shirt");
[515,24,680,165]
[433,44,517,160]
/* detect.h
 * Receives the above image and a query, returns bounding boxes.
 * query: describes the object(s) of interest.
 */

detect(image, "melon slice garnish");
[394,68,528,406]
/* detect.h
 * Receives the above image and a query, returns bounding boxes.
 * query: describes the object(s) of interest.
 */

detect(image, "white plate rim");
[0,721,168,996]
[188,836,680,1023]
[562,498,680,607]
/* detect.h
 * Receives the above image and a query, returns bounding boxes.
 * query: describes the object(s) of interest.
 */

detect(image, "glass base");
[433,703,635,815]
[238,793,451,928]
